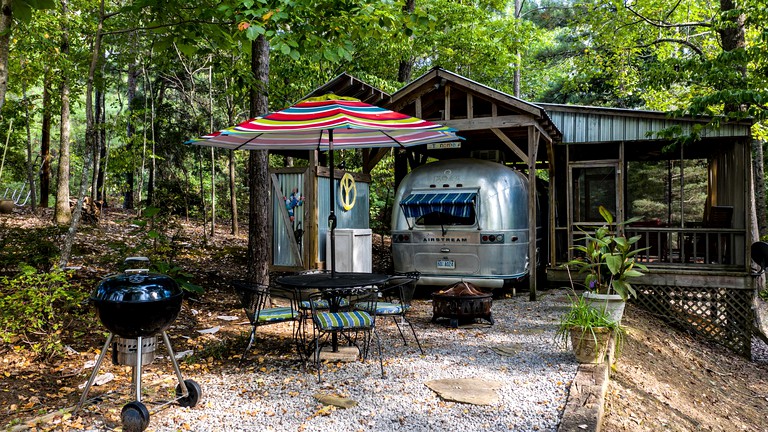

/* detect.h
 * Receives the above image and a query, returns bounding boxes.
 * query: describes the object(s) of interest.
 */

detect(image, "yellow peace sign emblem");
[339,173,357,211]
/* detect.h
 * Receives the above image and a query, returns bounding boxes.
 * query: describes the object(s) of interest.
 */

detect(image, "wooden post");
[307,150,319,269]
[529,126,539,300]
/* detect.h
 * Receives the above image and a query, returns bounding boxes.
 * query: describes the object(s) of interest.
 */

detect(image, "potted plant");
[565,206,648,323]
[556,292,625,364]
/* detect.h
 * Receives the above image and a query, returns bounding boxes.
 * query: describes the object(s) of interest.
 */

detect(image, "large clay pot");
[569,326,612,364]
[0,200,14,214]
[583,291,626,323]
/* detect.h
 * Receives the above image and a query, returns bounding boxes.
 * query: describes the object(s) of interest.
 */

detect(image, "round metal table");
[276,272,390,291]
[277,272,390,354]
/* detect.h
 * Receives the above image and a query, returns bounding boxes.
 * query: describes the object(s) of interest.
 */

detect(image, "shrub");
[0,264,88,360]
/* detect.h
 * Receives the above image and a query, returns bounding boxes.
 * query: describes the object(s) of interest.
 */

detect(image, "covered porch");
[541,103,757,356]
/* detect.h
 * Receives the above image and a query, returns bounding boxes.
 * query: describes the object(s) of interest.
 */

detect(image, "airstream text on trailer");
[391,158,540,289]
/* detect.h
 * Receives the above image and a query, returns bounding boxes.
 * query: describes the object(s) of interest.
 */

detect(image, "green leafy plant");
[555,292,625,356]
[565,206,648,301]
[153,261,204,295]
[0,264,88,360]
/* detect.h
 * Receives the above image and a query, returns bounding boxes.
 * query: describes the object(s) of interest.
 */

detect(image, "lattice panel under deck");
[635,284,753,357]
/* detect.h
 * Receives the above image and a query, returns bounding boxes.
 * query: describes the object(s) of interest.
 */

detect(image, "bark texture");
[246,35,271,284]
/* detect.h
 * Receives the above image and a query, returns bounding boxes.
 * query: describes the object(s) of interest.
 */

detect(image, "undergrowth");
[0,264,88,360]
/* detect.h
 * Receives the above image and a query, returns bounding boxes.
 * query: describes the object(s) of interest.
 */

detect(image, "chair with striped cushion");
[232,280,301,365]
[309,287,383,381]
[354,272,424,355]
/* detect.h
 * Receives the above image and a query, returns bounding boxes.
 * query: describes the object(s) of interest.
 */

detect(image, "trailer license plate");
[437,259,455,269]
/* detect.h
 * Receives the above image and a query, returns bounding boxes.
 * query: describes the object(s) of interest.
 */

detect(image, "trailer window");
[400,191,477,221]
[416,208,476,226]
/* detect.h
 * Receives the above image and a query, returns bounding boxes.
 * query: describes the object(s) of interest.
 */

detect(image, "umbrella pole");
[328,131,337,278]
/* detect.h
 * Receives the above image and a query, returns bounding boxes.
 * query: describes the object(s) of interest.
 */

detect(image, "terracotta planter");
[583,291,626,323]
[569,326,612,364]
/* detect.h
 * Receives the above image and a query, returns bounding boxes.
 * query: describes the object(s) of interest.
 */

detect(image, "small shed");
[269,74,390,272]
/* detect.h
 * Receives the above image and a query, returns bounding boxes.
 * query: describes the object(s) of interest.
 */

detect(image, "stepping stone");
[425,378,503,405]
[313,393,357,408]
[490,343,525,357]
[318,346,359,362]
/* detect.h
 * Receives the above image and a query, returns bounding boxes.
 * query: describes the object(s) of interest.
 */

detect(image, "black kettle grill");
[75,257,201,432]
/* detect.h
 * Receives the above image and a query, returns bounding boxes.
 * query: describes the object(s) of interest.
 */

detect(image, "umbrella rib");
[379,130,406,148]
[233,133,264,150]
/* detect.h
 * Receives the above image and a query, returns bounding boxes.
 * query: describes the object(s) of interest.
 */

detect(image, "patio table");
[276,272,390,353]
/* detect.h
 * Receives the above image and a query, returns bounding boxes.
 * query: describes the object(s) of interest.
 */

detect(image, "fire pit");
[76,259,201,432]
[432,281,494,327]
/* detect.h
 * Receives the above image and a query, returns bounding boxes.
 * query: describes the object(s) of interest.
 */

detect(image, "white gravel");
[148,290,578,432]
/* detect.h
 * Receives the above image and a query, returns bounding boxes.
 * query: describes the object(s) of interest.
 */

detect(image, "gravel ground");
[141,290,578,432]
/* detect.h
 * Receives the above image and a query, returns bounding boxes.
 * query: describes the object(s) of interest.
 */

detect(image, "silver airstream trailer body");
[392,158,538,289]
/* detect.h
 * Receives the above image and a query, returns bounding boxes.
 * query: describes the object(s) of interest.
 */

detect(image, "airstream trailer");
[391,158,540,289]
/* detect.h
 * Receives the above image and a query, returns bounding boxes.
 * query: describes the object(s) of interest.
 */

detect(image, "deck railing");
[623,226,745,267]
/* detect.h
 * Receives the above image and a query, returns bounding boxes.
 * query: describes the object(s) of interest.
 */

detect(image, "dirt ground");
[2,208,768,431]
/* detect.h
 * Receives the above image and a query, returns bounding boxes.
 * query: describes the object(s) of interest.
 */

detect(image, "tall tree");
[247,35,270,283]
[54,0,72,225]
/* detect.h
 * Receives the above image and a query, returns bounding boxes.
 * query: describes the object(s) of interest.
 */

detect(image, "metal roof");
[536,103,753,144]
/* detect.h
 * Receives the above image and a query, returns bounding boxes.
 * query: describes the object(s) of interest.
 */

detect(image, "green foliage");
[0,264,87,360]
[0,224,62,272]
[565,206,648,301]
[152,260,204,295]
[555,292,625,354]
[131,206,205,295]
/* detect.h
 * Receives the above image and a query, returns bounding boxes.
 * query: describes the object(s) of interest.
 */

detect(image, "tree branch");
[102,19,234,36]
[639,38,705,57]
[624,3,713,29]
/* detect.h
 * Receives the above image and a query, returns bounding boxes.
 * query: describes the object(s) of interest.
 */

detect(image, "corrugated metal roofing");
[537,103,752,144]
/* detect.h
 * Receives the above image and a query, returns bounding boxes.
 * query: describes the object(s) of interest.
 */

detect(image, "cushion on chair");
[299,298,350,310]
[257,307,299,322]
[354,301,409,315]
[314,310,373,330]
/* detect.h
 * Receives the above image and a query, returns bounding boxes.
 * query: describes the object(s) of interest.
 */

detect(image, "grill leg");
[134,336,143,402]
[162,331,189,398]
[75,332,114,414]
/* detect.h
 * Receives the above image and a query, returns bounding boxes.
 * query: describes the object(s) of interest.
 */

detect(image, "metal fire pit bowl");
[432,281,494,328]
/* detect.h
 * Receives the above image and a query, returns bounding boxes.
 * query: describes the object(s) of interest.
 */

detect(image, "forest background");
[1,0,768,359]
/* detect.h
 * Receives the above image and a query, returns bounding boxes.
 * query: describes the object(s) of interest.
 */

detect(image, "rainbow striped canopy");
[187,95,461,150]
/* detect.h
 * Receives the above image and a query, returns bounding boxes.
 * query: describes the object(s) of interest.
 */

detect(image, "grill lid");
[91,271,181,303]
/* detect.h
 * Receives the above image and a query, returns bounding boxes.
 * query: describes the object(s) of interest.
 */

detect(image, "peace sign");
[339,173,357,211]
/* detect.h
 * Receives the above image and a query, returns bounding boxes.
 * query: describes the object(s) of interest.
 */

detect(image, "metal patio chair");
[231,280,301,365]
[308,286,383,381]
[353,272,424,355]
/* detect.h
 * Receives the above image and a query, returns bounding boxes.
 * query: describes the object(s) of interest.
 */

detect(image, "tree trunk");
[718,1,763,236]
[40,71,52,208]
[229,149,238,236]
[96,90,107,207]
[54,0,72,225]
[91,85,103,203]
[0,0,12,111]
[22,88,37,211]
[397,0,415,83]
[247,35,270,284]
[124,64,138,210]
[513,0,522,97]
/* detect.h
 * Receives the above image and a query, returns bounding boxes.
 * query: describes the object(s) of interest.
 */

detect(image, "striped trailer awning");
[399,192,477,219]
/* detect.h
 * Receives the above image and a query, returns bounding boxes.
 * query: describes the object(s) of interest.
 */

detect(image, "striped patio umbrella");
[188,94,462,275]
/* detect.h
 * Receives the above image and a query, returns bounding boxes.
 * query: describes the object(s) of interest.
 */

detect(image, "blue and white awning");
[399,192,477,219]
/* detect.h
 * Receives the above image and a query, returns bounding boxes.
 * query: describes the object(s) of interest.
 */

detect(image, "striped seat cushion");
[299,298,350,310]
[257,307,299,322]
[314,310,373,330]
[355,301,408,315]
